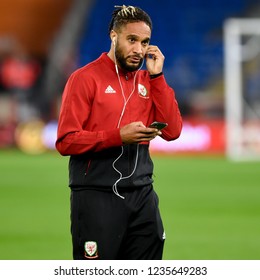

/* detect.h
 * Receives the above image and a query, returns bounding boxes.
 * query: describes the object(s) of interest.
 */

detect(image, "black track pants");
[70,185,165,260]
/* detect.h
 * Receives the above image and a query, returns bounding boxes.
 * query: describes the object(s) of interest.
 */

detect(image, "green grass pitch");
[0,149,260,260]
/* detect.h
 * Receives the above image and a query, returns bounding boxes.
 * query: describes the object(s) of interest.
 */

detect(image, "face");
[114,22,151,72]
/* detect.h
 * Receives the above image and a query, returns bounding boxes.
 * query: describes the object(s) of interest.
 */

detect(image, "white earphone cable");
[112,45,144,199]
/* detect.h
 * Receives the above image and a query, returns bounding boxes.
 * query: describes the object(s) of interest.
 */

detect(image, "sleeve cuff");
[149,72,163,79]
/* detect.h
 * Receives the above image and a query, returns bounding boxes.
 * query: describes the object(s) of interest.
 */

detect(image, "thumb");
[134,121,146,128]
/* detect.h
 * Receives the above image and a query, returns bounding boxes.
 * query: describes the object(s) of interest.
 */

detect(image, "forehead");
[119,21,151,39]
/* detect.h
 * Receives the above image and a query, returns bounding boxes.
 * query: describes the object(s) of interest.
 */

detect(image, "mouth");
[128,55,142,64]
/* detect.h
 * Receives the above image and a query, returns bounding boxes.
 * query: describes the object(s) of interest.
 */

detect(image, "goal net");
[224,18,260,161]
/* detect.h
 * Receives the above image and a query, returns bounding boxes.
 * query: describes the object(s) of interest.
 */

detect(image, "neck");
[107,48,115,63]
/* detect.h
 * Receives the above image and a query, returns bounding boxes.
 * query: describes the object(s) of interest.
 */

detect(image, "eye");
[142,39,150,47]
[128,38,136,43]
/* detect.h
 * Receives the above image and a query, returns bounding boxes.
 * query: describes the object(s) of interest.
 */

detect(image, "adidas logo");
[105,85,116,94]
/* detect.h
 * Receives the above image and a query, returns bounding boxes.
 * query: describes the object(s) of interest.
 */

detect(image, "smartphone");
[149,121,168,130]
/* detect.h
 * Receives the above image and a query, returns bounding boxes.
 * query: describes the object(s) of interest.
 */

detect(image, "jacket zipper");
[84,160,92,176]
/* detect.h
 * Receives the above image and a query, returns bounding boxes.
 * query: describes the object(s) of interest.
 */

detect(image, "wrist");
[149,72,163,79]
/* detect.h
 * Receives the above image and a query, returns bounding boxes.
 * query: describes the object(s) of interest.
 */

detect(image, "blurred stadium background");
[0,0,260,260]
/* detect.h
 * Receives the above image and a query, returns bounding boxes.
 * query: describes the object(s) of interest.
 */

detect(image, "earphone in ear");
[112,37,116,46]
[111,29,117,47]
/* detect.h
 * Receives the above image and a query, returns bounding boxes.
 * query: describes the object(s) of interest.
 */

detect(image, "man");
[56,5,182,260]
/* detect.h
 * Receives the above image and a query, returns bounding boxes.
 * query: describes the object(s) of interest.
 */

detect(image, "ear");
[110,30,117,46]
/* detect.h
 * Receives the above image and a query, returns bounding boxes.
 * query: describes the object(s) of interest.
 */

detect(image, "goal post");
[224,18,260,161]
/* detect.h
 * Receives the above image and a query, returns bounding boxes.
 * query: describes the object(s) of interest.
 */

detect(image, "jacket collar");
[101,52,137,78]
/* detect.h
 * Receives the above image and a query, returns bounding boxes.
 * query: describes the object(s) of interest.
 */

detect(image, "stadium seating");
[78,0,256,107]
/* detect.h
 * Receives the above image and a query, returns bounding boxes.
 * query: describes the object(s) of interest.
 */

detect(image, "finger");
[137,135,158,142]
[147,45,158,51]
[134,121,146,128]
[147,47,162,55]
[140,127,158,133]
[146,47,164,59]
[137,131,161,140]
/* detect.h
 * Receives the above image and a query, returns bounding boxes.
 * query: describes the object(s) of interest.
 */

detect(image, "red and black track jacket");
[56,53,182,189]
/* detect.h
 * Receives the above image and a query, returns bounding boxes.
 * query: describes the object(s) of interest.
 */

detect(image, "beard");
[115,45,143,72]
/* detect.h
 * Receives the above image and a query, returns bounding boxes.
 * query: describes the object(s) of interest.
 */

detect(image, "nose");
[133,42,143,55]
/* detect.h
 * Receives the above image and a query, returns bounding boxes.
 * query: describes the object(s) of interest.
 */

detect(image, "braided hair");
[108,5,152,34]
